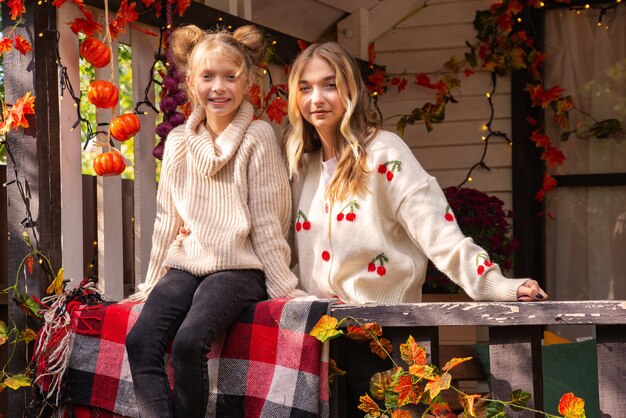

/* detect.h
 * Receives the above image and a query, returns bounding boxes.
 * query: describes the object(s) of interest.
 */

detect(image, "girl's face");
[189,58,247,128]
[296,57,346,138]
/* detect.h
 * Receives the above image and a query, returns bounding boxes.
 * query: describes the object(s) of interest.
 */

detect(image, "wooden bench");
[328,301,626,417]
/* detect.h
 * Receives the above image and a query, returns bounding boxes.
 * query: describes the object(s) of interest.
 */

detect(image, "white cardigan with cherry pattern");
[291,129,525,304]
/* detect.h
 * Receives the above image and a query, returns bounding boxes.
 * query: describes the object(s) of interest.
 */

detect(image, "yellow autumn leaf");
[19,328,38,344]
[46,267,65,295]
[3,374,32,390]
[425,372,452,399]
[309,315,343,342]
[442,356,472,372]
[0,320,9,346]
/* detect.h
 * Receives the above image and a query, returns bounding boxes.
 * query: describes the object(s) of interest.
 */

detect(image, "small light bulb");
[272,40,277,45]
[517,17,522,23]
[539,1,545,6]
[263,69,267,74]
[93,240,98,246]
[38,259,43,264]
[468,177,473,182]
[227,25,232,29]
[597,21,602,26]
[167,24,172,29]
[73,102,78,108]
[605,25,609,29]
[481,136,487,141]
[38,32,44,37]
[89,263,94,268]
[218,17,223,21]
[143,111,148,115]
[576,10,582,14]
[372,91,378,96]
[584,4,590,8]
[482,124,488,131]
[485,92,491,98]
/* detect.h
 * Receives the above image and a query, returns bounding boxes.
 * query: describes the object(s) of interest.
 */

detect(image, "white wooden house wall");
[58,3,158,297]
[337,0,514,209]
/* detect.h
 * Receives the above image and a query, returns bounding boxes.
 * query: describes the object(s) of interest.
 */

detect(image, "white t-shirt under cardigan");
[291,129,526,304]
[130,101,300,301]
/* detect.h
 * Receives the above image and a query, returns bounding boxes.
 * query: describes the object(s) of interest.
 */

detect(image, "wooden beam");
[368,0,427,42]
[316,0,379,13]
[337,8,369,60]
[2,0,62,415]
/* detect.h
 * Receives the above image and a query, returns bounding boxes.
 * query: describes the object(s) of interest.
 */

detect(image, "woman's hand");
[516,279,548,302]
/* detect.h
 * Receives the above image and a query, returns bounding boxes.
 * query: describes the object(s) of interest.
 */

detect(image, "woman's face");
[296,57,346,138]
[189,57,247,127]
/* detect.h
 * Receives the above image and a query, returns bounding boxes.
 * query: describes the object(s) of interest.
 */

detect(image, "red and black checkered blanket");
[64,298,332,417]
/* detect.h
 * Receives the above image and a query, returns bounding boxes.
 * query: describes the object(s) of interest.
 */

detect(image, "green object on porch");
[473,339,600,417]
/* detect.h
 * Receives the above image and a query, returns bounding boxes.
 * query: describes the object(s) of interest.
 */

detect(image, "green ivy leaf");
[509,389,531,412]
[486,402,508,418]
[22,231,32,248]
[395,116,407,136]
[0,320,9,346]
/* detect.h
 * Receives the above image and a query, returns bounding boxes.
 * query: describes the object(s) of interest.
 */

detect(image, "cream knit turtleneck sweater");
[130,101,299,301]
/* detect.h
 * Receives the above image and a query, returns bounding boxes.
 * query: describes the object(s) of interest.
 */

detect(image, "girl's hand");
[516,279,548,302]
[176,226,190,241]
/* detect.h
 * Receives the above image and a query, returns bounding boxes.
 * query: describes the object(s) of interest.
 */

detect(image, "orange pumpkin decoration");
[93,151,126,176]
[88,80,119,109]
[80,37,111,68]
[110,113,141,142]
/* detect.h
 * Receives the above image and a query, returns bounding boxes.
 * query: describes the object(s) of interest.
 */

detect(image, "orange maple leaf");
[400,335,427,366]
[176,0,191,16]
[558,392,586,418]
[429,402,456,418]
[266,97,288,124]
[8,0,26,20]
[370,337,393,359]
[530,130,552,148]
[392,374,423,407]
[68,17,103,37]
[458,393,482,417]
[358,393,381,417]
[442,356,472,372]
[424,372,451,399]
[541,144,565,168]
[109,0,139,38]
[6,91,36,130]
[408,363,436,380]
[13,36,32,55]
[0,38,13,54]
[526,84,565,108]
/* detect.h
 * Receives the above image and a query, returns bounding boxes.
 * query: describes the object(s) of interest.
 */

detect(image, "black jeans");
[126,268,267,418]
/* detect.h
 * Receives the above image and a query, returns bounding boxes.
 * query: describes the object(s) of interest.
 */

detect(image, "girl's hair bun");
[169,25,206,69]
[233,25,267,67]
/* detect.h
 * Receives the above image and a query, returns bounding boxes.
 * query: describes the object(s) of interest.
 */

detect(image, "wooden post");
[489,326,543,417]
[596,325,626,416]
[130,22,158,294]
[338,8,369,61]
[2,0,62,415]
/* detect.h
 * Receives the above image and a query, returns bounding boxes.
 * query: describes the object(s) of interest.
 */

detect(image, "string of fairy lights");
[456,0,622,187]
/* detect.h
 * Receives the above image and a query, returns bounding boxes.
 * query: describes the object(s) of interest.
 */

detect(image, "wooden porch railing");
[329,301,626,418]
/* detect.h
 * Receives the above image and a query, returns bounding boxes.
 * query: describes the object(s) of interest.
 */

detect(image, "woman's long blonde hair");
[284,42,379,203]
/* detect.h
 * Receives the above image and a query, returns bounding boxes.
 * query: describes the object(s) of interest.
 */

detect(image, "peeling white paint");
[564,313,586,317]
[528,315,536,319]
[591,314,600,317]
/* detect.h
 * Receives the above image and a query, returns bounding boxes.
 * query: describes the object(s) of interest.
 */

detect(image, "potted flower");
[424,186,520,295]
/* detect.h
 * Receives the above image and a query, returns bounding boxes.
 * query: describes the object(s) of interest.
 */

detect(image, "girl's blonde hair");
[284,42,378,203]
[169,24,266,108]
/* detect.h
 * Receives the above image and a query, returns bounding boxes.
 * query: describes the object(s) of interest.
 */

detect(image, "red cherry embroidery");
[295,210,310,232]
[476,252,492,276]
[336,200,360,223]
[378,160,402,182]
[322,251,331,261]
[367,253,388,276]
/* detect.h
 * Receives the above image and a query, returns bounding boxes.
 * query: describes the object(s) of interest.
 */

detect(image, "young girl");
[285,42,548,305]
[285,41,548,417]
[125,25,301,418]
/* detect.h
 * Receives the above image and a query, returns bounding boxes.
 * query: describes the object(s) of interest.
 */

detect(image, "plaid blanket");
[66,298,332,417]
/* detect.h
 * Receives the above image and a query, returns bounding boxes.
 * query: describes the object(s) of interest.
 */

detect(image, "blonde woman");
[125,25,302,418]
[285,42,547,305]
[285,41,548,416]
